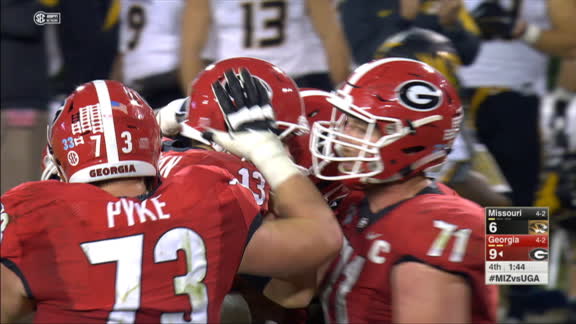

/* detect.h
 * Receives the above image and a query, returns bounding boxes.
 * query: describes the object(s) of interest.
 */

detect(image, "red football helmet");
[184,57,308,153]
[310,58,463,186]
[48,80,161,183]
[291,88,337,175]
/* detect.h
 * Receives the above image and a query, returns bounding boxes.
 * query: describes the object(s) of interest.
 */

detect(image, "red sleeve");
[173,164,262,244]
[216,173,263,246]
[395,197,485,276]
[1,197,23,268]
[1,183,37,261]
[0,182,53,298]
[160,151,271,214]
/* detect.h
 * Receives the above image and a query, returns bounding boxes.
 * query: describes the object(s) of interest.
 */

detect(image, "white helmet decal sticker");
[397,80,442,111]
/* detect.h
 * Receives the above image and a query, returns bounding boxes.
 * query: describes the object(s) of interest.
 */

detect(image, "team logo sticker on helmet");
[72,104,104,135]
[68,151,80,166]
[397,80,442,111]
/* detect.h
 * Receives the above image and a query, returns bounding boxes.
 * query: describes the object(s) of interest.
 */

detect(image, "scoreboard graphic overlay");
[485,207,549,285]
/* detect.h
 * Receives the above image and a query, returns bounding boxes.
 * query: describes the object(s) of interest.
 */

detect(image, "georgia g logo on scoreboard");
[397,80,443,111]
[529,248,549,261]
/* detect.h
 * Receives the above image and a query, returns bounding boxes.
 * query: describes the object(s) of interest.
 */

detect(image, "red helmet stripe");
[93,80,119,163]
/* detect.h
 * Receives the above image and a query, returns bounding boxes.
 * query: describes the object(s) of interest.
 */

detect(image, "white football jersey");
[459,0,551,95]
[210,0,328,78]
[119,0,184,85]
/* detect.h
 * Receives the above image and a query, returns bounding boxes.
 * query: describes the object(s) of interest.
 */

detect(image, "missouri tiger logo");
[528,221,548,234]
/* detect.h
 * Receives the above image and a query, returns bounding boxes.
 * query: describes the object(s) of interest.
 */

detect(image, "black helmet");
[374,28,462,88]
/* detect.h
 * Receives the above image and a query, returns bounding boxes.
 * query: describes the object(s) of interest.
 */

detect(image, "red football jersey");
[314,180,351,211]
[320,183,498,323]
[0,165,261,323]
[159,145,270,214]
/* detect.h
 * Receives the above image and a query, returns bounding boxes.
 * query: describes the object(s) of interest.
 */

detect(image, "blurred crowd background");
[1,0,574,322]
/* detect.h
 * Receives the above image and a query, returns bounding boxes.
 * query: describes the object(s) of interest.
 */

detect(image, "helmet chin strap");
[50,155,68,182]
[44,142,66,182]
[41,164,58,181]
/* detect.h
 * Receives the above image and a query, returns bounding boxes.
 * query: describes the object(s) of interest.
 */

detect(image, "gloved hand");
[155,97,189,136]
[471,0,517,40]
[202,68,300,189]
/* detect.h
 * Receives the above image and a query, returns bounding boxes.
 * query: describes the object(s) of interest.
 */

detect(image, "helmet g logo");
[397,80,442,111]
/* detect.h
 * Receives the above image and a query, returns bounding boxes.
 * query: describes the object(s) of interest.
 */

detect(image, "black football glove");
[211,68,278,133]
[203,68,300,189]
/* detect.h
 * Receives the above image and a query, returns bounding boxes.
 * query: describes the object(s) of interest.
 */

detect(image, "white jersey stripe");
[94,80,119,163]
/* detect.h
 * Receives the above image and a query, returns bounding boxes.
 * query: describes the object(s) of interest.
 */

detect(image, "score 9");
[489,248,497,260]
[488,248,503,260]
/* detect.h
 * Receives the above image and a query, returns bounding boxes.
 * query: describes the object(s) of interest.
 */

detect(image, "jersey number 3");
[81,228,207,323]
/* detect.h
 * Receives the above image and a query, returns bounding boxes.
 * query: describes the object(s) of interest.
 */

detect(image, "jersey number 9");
[127,5,146,50]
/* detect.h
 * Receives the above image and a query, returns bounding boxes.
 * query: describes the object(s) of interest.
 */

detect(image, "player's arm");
[409,0,481,65]
[513,0,576,58]
[179,0,211,94]
[390,200,494,322]
[1,199,35,323]
[206,69,343,279]
[240,175,342,279]
[1,263,34,323]
[111,1,127,83]
[306,0,351,86]
[391,261,470,323]
[558,57,576,91]
[109,53,124,82]
[448,170,512,207]
[400,0,420,20]
[263,257,332,308]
